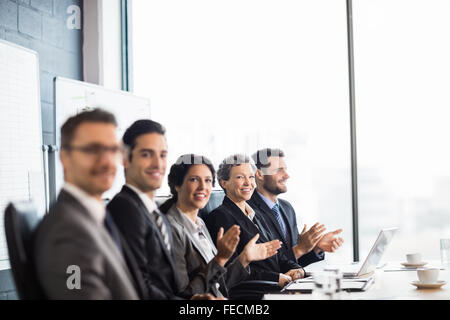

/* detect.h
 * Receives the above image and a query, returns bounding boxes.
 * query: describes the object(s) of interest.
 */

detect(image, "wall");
[0,0,83,299]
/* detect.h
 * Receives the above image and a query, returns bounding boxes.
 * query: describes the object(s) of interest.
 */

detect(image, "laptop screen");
[359,227,398,276]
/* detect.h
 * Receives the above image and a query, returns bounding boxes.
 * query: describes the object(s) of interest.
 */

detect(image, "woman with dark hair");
[161,154,281,298]
[205,154,305,288]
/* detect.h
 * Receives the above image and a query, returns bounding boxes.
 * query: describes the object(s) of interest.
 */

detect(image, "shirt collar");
[226,195,257,221]
[175,206,216,261]
[257,190,279,210]
[176,206,203,234]
[63,182,106,225]
[244,202,256,221]
[125,183,158,213]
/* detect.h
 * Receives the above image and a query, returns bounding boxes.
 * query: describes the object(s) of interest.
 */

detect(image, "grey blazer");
[165,204,250,297]
[33,190,139,300]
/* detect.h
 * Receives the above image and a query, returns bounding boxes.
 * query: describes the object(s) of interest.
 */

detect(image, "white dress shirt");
[63,182,106,225]
[257,190,279,210]
[177,207,216,262]
[243,202,256,221]
[125,183,158,214]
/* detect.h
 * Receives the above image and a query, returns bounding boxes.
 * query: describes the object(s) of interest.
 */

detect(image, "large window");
[353,0,450,261]
[132,0,353,263]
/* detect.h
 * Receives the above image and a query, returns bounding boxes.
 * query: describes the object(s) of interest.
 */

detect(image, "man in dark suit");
[248,148,344,268]
[206,196,303,286]
[206,154,303,288]
[34,109,146,299]
[107,120,216,300]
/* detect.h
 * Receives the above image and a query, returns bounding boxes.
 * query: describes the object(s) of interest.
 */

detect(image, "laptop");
[308,227,399,279]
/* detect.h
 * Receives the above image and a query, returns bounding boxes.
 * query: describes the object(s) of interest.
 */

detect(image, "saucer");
[411,280,447,289]
[401,262,428,268]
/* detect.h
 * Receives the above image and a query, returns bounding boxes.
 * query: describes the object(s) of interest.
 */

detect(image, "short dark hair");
[251,148,285,169]
[217,154,256,193]
[159,154,216,213]
[122,119,166,160]
[60,108,117,149]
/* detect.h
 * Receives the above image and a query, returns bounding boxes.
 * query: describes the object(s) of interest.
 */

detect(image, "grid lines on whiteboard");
[0,41,45,262]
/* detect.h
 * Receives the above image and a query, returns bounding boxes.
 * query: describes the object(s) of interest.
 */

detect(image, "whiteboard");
[54,77,151,202]
[0,40,46,269]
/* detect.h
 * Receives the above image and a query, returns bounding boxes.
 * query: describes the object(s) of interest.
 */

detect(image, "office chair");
[4,201,45,299]
[198,190,225,221]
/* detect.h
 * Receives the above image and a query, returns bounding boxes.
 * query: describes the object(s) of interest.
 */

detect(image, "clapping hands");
[215,225,240,266]
[238,234,282,267]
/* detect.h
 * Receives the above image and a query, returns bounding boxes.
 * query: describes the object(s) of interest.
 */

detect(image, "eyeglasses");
[64,144,123,159]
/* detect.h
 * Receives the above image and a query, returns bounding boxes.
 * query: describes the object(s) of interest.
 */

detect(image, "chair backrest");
[4,201,45,299]
[155,195,171,207]
[198,190,225,221]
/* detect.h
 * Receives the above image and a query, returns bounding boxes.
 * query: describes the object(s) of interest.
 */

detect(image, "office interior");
[1,0,450,300]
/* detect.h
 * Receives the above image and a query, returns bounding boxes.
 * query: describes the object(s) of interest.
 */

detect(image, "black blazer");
[205,196,300,283]
[247,191,324,267]
[106,210,148,300]
[107,185,184,300]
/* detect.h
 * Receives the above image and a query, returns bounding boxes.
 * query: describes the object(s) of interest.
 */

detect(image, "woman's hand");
[238,234,281,267]
[215,225,240,266]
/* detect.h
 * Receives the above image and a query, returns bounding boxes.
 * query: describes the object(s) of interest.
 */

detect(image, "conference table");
[264,260,450,300]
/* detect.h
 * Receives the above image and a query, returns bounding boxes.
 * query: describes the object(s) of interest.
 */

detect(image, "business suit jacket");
[33,190,140,299]
[107,185,184,300]
[247,191,324,267]
[166,204,250,297]
[205,196,300,283]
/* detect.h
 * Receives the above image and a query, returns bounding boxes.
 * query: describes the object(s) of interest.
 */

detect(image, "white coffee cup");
[406,253,422,264]
[417,268,439,284]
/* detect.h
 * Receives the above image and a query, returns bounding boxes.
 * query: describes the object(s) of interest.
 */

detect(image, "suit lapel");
[121,186,176,270]
[168,205,216,263]
[117,230,148,299]
[99,224,134,277]
[222,197,264,241]
[59,190,137,290]
[251,213,272,242]
[201,220,218,256]
[60,191,124,258]
[185,223,209,261]
[278,201,296,246]
[58,190,97,223]
[250,192,285,242]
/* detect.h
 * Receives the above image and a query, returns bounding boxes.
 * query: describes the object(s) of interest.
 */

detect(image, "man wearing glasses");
[34,108,146,299]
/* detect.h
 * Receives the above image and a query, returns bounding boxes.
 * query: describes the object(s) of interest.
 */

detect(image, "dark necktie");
[104,211,123,255]
[271,203,287,242]
[152,210,171,253]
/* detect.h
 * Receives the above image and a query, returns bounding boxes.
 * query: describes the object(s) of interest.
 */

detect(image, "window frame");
[123,0,361,262]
